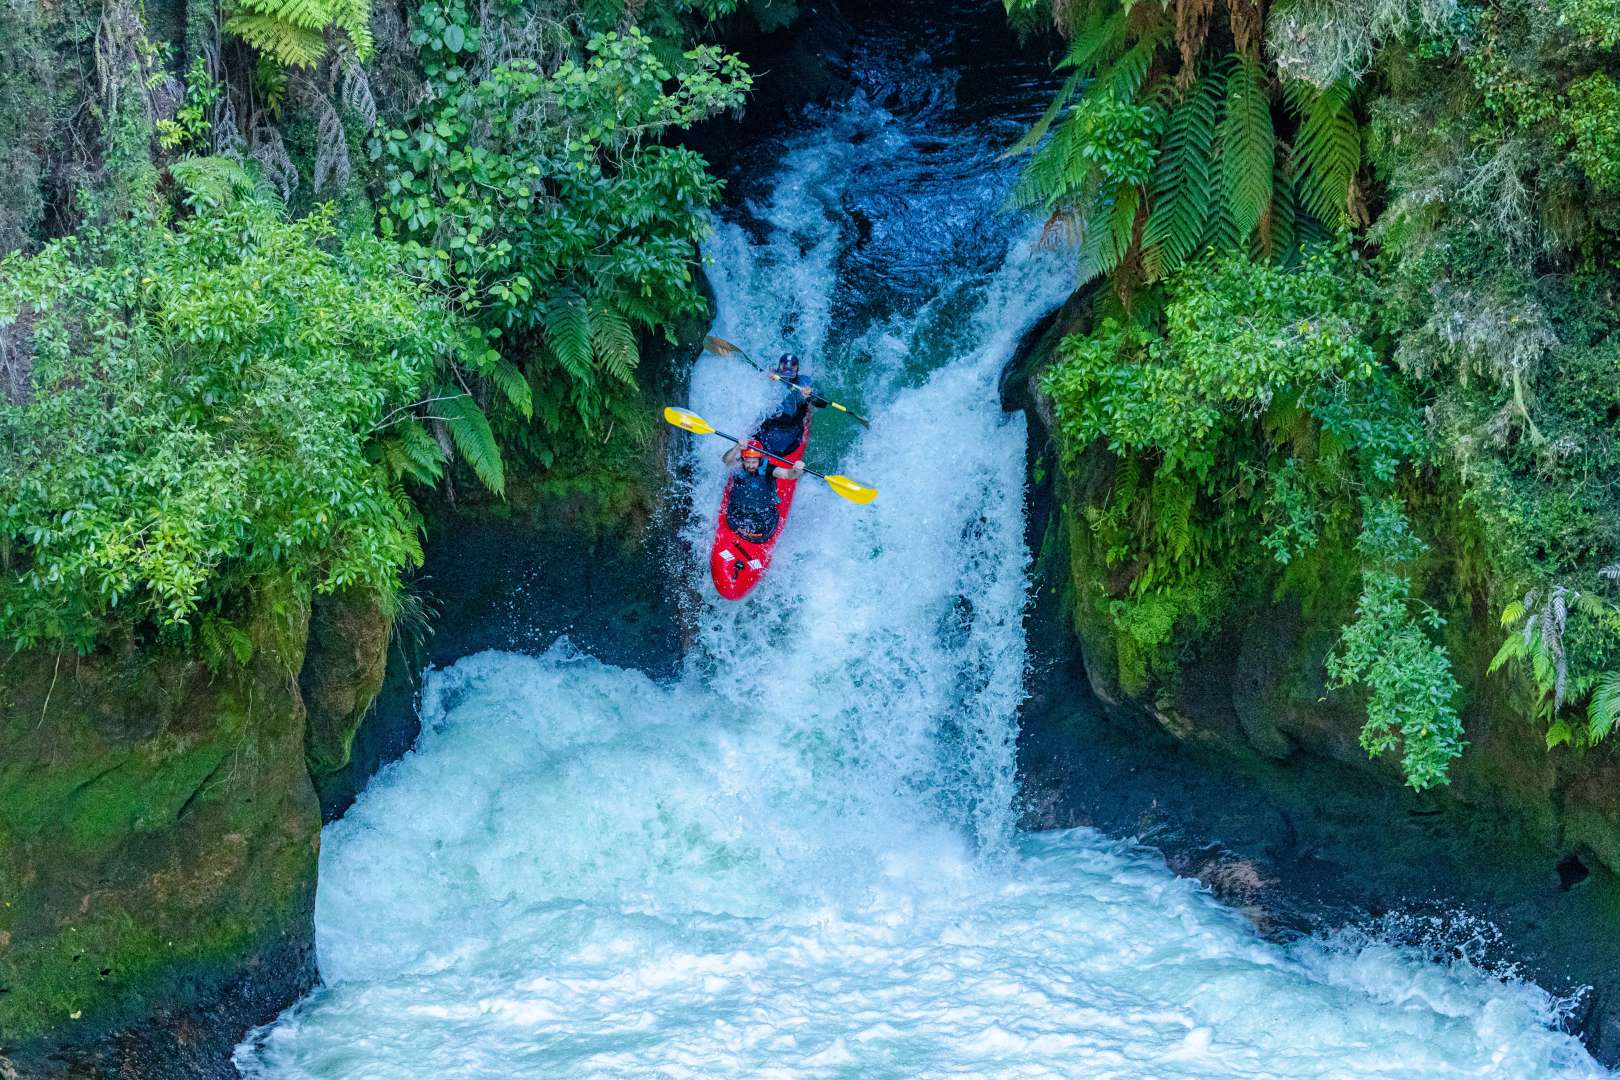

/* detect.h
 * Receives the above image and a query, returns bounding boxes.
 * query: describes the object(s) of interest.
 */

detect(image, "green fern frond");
[1072,198,1109,286]
[1488,626,1529,673]
[485,358,533,419]
[1285,79,1359,229]
[1589,671,1620,742]
[225,12,328,66]
[1007,7,1129,159]
[613,291,664,329]
[1140,72,1220,278]
[168,156,265,209]
[438,391,505,496]
[198,614,255,672]
[380,417,447,485]
[1294,206,1335,248]
[1152,469,1194,561]
[390,484,424,568]
[1100,183,1142,277]
[543,291,592,383]
[1261,147,1299,262]
[226,0,374,67]
[1083,25,1168,106]
[331,0,375,57]
[589,299,639,386]
[1204,197,1245,253]
[1006,72,1083,158]
[395,417,445,484]
[1057,8,1130,77]
[233,0,330,28]
[1220,55,1275,242]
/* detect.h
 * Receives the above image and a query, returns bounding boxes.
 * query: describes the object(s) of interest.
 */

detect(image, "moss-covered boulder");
[0,584,320,1076]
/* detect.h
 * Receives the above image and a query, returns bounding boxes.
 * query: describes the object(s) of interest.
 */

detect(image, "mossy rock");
[0,582,320,1068]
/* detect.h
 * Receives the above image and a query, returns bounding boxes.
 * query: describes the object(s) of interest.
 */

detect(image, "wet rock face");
[301,589,393,782]
[0,587,320,1078]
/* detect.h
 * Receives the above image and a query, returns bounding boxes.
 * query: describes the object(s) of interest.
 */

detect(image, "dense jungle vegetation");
[0,0,777,653]
[1009,0,1620,788]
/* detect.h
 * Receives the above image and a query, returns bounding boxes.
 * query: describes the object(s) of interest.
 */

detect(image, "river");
[234,5,1607,1076]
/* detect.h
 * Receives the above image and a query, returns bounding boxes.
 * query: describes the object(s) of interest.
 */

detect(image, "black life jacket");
[759,381,813,456]
[727,465,780,540]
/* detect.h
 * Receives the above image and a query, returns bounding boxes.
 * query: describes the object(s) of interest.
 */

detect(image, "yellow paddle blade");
[825,474,878,505]
[703,336,740,357]
[663,406,715,435]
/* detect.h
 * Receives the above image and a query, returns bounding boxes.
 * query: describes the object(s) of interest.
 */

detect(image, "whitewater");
[237,34,1608,1080]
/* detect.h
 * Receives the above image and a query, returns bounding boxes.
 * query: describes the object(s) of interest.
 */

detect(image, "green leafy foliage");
[1140,73,1220,278]
[1044,249,1379,474]
[0,196,460,650]
[372,3,750,470]
[1566,73,1620,194]
[154,55,222,152]
[1327,497,1465,791]
[1491,581,1620,747]
[1367,0,1620,751]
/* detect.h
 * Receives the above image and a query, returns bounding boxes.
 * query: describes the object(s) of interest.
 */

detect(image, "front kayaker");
[722,439,805,541]
[758,354,823,455]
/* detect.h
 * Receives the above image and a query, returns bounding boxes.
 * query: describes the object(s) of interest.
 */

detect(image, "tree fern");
[226,0,374,69]
[1220,55,1275,242]
[1140,72,1220,279]
[438,390,505,496]
[1152,468,1195,561]
[1285,78,1360,229]
[1057,7,1131,78]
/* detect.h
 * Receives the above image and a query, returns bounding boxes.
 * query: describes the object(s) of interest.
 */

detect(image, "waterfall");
[236,83,1606,1080]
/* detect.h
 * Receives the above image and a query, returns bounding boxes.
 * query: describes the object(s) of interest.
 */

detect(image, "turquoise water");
[236,81,1607,1080]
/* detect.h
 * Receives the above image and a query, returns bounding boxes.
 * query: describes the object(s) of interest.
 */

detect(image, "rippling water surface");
[236,6,1609,1076]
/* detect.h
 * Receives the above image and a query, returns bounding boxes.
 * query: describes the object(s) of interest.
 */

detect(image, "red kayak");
[709,411,813,600]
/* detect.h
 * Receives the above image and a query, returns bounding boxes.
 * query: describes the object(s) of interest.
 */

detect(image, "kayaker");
[722,439,805,541]
[758,354,822,456]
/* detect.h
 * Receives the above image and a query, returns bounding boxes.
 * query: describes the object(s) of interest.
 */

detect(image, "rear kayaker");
[710,410,813,600]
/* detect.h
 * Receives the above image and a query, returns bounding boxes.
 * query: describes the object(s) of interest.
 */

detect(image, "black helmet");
[776,353,800,377]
